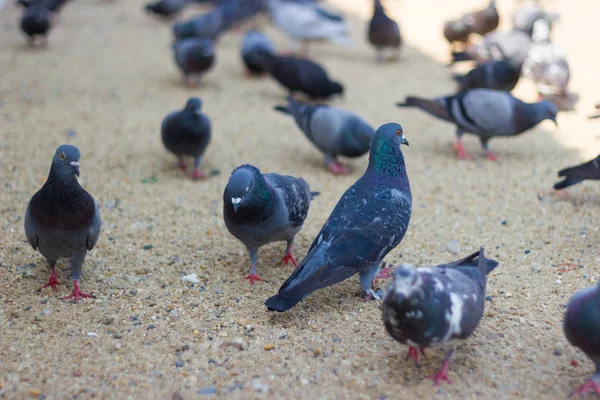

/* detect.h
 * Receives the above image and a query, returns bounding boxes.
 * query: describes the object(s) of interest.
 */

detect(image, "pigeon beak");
[551,116,558,126]
[233,204,239,213]
[401,136,409,146]
[70,161,80,177]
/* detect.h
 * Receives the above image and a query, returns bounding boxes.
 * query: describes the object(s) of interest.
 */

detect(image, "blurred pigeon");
[274,96,374,174]
[24,145,101,303]
[452,59,522,92]
[523,19,570,97]
[264,123,411,312]
[20,0,52,46]
[223,164,319,284]
[466,0,499,36]
[443,19,471,49]
[368,0,402,63]
[255,51,343,99]
[450,30,531,65]
[145,0,190,19]
[553,155,600,190]
[172,38,215,87]
[267,0,351,54]
[18,0,68,12]
[382,248,498,385]
[241,29,275,76]
[513,1,559,38]
[564,283,600,397]
[172,0,240,40]
[590,104,600,120]
[396,89,558,160]
[161,97,212,180]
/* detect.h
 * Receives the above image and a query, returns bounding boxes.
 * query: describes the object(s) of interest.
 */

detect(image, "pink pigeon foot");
[177,160,186,171]
[453,141,471,160]
[573,379,600,397]
[281,252,298,268]
[328,162,350,175]
[371,265,393,286]
[245,274,264,285]
[62,281,94,303]
[38,268,61,292]
[406,346,427,365]
[486,151,497,161]
[192,169,208,180]
[428,360,453,386]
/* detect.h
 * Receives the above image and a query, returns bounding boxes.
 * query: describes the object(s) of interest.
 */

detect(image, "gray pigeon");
[24,145,102,303]
[264,123,411,312]
[367,0,402,63]
[522,19,570,97]
[452,59,522,92]
[396,89,558,160]
[223,164,319,284]
[274,96,375,174]
[564,283,600,397]
[241,29,275,76]
[161,97,211,180]
[512,1,560,38]
[172,38,215,87]
[450,30,532,65]
[382,248,498,385]
[267,0,351,54]
[554,155,600,190]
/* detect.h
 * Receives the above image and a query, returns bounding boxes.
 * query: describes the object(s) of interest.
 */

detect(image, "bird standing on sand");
[25,145,102,303]
[223,164,319,284]
[367,0,402,63]
[265,123,411,311]
[172,38,215,87]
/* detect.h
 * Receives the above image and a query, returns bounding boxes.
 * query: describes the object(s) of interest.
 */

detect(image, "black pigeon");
[367,0,401,63]
[554,155,600,190]
[20,0,52,46]
[145,0,189,19]
[382,248,498,385]
[255,51,343,100]
[172,38,215,87]
[564,283,600,397]
[161,97,212,180]
[241,29,275,76]
[18,0,68,13]
[452,59,522,92]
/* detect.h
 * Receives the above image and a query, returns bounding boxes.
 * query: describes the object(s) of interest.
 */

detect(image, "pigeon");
[264,123,411,312]
[223,164,319,284]
[443,19,471,49]
[452,59,522,92]
[512,1,559,38]
[24,145,102,303]
[382,248,498,385]
[172,38,215,87]
[553,155,600,190]
[161,97,212,180]
[255,51,343,99]
[450,30,532,65]
[267,0,351,54]
[145,0,190,19]
[18,0,68,13]
[466,0,499,36]
[241,29,275,76]
[522,19,570,97]
[20,0,52,46]
[274,96,375,174]
[396,89,558,160]
[367,0,401,63]
[172,0,241,41]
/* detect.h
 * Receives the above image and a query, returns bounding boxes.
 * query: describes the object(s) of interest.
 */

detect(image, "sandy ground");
[1,0,600,398]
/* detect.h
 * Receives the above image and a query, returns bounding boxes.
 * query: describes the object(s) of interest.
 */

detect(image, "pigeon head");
[390,264,422,298]
[185,97,203,115]
[224,165,271,214]
[52,144,81,177]
[329,81,344,96]
[538,100,559,125]
[367,123,409,178]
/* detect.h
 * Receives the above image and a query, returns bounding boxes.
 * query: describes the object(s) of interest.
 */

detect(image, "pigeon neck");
[46,162,80,189]
[234,173,276,222]
[367,139,408,182]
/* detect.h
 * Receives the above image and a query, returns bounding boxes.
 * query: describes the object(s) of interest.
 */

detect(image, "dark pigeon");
[172,0,240,41]
[382,248,498,385]
[450,30,532,65]
[274,96,374,174]
[396,88,557,160]
[452,59,522,92]
[161,97,212,180]
[223,164,319,284]
[241,29,275,76]
[24,145,102,303]
[264,123,411,312]
[172,38,215,87]
[554,155,600,190]
[564,283,600,397]
[145,0,190,19]
[367,0,401,63]
[17,0,68,12]
[255,51,343,99]
[443,19,471,49]
[20,0,52,46]
[466,0,499,36]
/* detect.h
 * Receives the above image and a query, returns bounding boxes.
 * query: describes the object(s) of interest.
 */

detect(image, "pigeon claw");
[486,151,497,161]
[427,360,453,386]
[281,253,298,268]
[245,274,264,285]
[38,271,61,292]
[573,379,600,398]
[453,142,472,160]
[192,169,208,180]
[177,160,187,172]
[62,281,95,303]
[328,162,350,175]
[405,346,427,366]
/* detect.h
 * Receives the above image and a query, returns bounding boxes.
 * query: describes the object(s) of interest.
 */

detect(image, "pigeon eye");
[59,152,66,160]
[395,129,403,136]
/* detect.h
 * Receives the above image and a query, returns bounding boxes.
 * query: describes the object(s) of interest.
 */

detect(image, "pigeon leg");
[192,155,208,180]
[427,348,454,386]
[360,264,383,301]
[480,139,497,161]
[573,375,600,397]
[324,155,350,175]
[63,280,95,303]
[177,157,186,172]
[405,346,428,366]
[281,240,298,268]
[453,132,472,160]
[245,246,264,285]
[37,261,60,292]
[63,252,94,302]
[185,76,199,88]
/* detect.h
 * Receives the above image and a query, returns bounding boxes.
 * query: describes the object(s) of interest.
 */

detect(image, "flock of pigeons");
[13,0,600,395]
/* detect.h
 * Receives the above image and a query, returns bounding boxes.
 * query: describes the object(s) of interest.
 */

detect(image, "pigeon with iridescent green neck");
[223,164,319,285]
[24,145,102,303]
[264,123,411,312]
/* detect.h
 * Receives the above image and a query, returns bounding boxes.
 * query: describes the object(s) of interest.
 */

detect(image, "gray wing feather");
[451,89,515,135]
[87,199,102,250]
